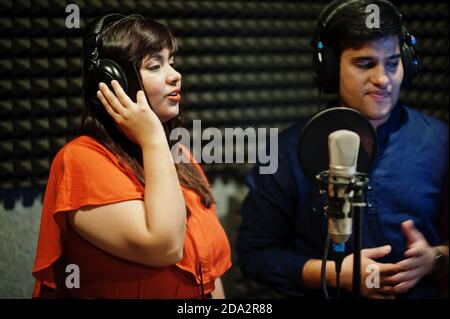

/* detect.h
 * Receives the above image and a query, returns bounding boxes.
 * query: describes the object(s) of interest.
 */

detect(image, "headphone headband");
[314,0,405,44]
[83,14,125,69]
[314,0,360,42]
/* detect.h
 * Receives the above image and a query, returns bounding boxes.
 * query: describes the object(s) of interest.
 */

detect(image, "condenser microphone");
[327,130,360,244]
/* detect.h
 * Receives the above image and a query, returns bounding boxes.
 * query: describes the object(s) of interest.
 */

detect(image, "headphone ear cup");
[321,45,340,94]
[401,43,412,88]
[312,47,325,90]
[313,46,338,94]
[400,42,419,89]
[86,59,128,106]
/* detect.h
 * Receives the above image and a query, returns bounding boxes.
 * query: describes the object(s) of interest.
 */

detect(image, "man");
[236,0,448,298]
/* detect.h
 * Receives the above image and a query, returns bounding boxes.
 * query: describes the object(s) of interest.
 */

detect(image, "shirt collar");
[375,104,405,146]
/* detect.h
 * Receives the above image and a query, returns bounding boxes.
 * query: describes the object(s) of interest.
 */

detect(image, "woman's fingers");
[99,82,127,116]
[136,90,150,107]
[97,90,119,120]
[111,80,134,107]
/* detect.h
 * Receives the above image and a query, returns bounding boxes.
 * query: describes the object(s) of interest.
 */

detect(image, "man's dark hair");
[322,0,404,56]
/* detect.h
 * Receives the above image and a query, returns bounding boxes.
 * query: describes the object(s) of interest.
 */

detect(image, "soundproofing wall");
[0,0,447,199]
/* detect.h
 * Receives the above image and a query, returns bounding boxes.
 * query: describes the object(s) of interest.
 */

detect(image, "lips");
[167,89,181,102]
[368,90,390,101]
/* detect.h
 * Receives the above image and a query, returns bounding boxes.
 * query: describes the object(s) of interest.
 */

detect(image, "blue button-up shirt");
[236,105,448,298]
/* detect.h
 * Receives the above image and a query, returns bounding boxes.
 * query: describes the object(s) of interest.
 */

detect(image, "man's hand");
[388,220,435,294]
[341,245,406,299]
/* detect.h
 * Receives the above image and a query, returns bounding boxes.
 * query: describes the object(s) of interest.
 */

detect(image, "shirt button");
[367,202,373,208]
[367,185,372,191]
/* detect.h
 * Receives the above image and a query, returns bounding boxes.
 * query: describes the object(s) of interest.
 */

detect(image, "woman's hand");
[340,245,406,299]
[97,80,165,147]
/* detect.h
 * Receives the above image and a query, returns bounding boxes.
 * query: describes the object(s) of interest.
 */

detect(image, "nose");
[370,64,389,88]
[167,66,181,85]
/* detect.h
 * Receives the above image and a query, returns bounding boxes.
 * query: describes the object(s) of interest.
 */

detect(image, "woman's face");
[139,48,182,123]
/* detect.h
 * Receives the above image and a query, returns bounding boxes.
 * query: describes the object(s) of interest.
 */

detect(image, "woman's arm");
[211,277,225,299]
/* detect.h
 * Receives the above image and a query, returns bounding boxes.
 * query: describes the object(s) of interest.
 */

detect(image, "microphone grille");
[328,130,360,170]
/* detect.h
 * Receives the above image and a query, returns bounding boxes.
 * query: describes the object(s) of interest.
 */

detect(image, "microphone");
[327,130,360,244]
[297,108,375,298]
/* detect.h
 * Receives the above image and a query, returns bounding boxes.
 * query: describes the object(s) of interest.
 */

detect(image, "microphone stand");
[316,172,369,299]
[348,175,368,299]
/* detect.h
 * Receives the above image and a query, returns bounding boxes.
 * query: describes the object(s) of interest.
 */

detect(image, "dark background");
[0,0,448,298]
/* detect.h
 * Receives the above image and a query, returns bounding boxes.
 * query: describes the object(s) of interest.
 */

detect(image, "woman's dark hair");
[322,0,404,56]
[81,14,214,209]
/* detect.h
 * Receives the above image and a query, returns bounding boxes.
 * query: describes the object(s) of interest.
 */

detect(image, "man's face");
[339,36,404,129]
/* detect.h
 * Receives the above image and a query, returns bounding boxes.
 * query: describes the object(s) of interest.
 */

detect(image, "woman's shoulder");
[60,135,106,155]
[48,135,142,191]
[52,135,118,170]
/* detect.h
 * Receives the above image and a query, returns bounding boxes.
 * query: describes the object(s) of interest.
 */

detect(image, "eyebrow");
[351,53,401,62]
[148,53,174,63]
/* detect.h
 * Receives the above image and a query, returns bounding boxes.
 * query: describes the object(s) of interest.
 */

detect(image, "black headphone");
[83,14,143,107]
[312,0,419,94]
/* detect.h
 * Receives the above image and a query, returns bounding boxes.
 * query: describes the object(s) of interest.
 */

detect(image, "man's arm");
[236,143,311,296]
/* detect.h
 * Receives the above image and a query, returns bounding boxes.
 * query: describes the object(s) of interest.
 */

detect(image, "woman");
[32,14,232,298]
